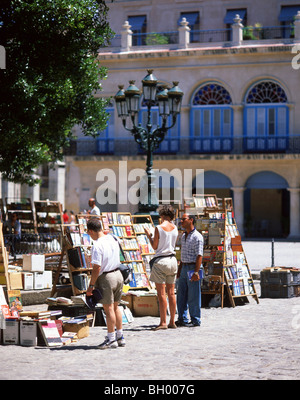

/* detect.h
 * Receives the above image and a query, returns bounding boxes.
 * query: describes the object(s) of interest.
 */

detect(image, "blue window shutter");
[224,9,247,24]
[279,6,300,22]
[178,12,199,26]
[128,15,146,31]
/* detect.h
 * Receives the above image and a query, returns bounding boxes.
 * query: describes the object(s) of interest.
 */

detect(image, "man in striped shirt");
[176,213,203,327]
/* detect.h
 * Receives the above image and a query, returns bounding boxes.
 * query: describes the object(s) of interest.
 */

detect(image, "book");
[37,319,63,347]
[1,304,11,319]
[20,310,51,320]
[68,247,83,268]
[73,273,89,291]
[7,290,23,314]
[187,270,203,280]
[232,279,241,296]
[82,233,91,246]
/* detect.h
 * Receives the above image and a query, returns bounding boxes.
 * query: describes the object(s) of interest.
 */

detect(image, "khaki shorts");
[95,269,123,305]
[150,256,178,285]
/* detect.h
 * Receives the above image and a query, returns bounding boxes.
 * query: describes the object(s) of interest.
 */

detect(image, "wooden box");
[8,271,23,290]
[63,321,90,339]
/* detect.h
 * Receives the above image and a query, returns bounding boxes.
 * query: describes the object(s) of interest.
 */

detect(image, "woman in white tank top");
[145,205,178,330]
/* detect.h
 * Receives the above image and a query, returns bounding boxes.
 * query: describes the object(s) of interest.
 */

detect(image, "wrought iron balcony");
[65,135,300,157]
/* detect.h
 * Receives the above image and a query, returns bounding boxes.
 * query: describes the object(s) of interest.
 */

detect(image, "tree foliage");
[0,0,114,185]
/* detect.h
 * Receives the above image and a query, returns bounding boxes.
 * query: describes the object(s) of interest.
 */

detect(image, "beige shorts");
[95,269,123,305]
[150,256,178,285]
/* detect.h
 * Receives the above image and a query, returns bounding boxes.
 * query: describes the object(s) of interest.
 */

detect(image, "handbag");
[86,288,103,309]
[111,235,133,284]
[118,263,133,284]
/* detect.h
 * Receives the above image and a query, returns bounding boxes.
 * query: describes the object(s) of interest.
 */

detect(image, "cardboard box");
[3,320,19,345]
[22,272,33,290]
[63,321,90,339]
[132,294,159,317]
[20,320,37,346]
[43,271,52,289]
[0,261,5,272]
[23,254,45,272]
[33,272,44,290]
[121,293,133,311]
[8,271,23,290]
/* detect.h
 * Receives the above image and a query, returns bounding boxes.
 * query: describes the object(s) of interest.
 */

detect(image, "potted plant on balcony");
[243,23,262,40]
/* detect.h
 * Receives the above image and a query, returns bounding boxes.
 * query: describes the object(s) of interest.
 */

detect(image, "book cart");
[5,197,37,234]
[102,212,151,290]
[181,195,259,308]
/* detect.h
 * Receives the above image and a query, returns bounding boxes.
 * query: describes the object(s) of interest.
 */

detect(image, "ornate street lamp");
[115,69,183,213]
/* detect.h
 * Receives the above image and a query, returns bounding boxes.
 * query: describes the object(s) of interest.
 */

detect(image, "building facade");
[64,0,300,239]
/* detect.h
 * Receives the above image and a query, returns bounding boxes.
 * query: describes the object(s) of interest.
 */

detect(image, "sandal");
[152,325,168,331]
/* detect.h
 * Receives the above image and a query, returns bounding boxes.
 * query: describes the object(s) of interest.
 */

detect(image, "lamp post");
[114,69,184,213]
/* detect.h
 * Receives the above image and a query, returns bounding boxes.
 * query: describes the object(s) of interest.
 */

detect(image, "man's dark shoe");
[175,320,187,327]
[184,321,201,327]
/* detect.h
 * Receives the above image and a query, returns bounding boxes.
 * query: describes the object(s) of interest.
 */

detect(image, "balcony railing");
[242,25,294,41]
[132,31,179,46]
[100,21,299,53]
[65,135,300,156]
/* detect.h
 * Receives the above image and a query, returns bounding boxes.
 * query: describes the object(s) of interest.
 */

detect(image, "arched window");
[246,81,287,104]
[190,83,233,153]
[244,80,289,152]
[193,84,232,105]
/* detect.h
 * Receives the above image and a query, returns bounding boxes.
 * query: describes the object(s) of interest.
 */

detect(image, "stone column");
[231,104,244,152]
[121,21,132,52]
[231,14,243,46]
[294,11,300,41]
[231,186,245,237]
[22,176,40,202]
[178,18,190,49]
[287,188,300,239]
[2,180,20,201]
[48,161,66,208]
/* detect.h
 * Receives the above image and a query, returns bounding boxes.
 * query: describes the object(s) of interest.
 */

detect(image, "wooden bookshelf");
[102,212,151,290]
[193,194,219,210]
[5,197,37,234]
[76,213,103,233]
[194,197,259,308]
[34,200,63,234]
[64,233,93,296]
[132,214,156,289]
[222,198,259,307]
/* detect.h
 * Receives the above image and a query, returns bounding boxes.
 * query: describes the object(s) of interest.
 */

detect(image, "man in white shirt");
[86,218,125,349]
[88,198,100,216]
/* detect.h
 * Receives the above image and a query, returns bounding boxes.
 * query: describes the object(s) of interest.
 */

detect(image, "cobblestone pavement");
[0,240,299,382]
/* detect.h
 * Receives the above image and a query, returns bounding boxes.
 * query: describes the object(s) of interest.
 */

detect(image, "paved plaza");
[0,240,299,382]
